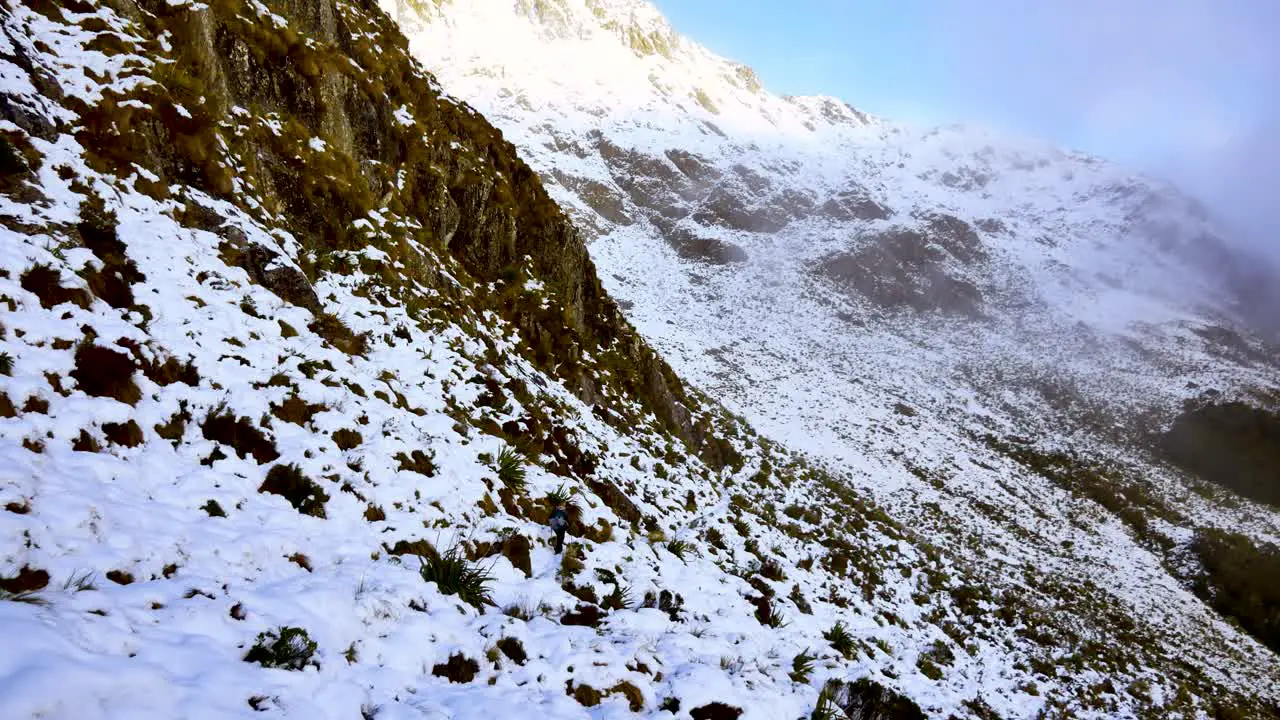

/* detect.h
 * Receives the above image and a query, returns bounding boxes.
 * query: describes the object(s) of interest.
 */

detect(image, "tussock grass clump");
[202,406,279,464]
[135,353,199,388]
[308,312,368,356]
[102,419,144,447]
[21,263,91,310]
[790,650,815,684]
[395,449,436,477]
[560,604,605,627]
[106,570,134,585]
[690,702,743,720]
[71,343,140,405]
[22,395,48,414]
[824,621,855,658]
[495,446,526,492]
[154,407,190,445]
[202,499,226,517]
[0,351,11,375]
[789,584,814,615]
[431,653,479,683]
[416,543,493,609]
[80,226,143,309]
[499,533,532,578]
[496,637,526,665]
[270,395,324,427]
[259,463,328,518]
[1,565,49,605]
[609,682,645,712]
[568,682,601,707]
[331,428,363,450]
[666,538,691,560]
[750,594,787,628]
[243,626,318,670]
[758,557,786,581]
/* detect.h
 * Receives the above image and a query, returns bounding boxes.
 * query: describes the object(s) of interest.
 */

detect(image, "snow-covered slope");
[1,0,1278,719]
[379,0,1280,715]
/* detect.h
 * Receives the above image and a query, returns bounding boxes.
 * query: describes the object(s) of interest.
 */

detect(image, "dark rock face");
[551,170,633,226]
[587,478,641,526]
[664,148,717,183]
[692,187,787,234]
[818,213,988,316]
[590,137,809,236]
[671,234,748,264]
[221,227,323,313]
[651,216,747,264]
[822,186,893,222]
[1161,402,1280,507]
[595,133,693,216]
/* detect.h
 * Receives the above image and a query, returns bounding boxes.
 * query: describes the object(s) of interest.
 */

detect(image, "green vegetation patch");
[1162,402,1280,507]
[1190,528,1280,654]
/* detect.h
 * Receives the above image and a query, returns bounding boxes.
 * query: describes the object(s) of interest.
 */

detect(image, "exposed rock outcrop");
[61,0,721,463]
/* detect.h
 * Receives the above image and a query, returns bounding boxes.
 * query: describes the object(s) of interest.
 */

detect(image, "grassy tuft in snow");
[494,445,527,492]
[789,650,815,684]
[244,626,319,670]
[416,543,494,608]
[0,587,47,605]
[824,621,855,659]
[259,464,328,518]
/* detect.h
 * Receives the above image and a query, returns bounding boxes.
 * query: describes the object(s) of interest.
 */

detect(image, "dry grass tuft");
[71,343,140,405]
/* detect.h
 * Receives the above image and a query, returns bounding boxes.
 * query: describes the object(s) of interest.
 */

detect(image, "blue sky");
[651,0,1280,251]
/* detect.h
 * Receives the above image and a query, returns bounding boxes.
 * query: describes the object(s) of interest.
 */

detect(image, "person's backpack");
[549,508,568,531]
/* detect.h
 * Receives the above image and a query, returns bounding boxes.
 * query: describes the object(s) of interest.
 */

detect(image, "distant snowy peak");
[387,0,884,143]
[393,0,1274,332]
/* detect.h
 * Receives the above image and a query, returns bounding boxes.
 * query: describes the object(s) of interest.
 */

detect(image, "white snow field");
[0,0,1276,719]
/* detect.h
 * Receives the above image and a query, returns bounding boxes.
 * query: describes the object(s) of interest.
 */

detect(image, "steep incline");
[382,0,1280,716]
[1,0,1278,718]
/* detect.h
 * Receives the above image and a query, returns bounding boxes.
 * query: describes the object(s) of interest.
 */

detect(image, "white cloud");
[921,0,1280,253]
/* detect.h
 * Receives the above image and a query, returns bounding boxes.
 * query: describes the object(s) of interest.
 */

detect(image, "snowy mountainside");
[8,0,1277,719]
[383,0,1280,715]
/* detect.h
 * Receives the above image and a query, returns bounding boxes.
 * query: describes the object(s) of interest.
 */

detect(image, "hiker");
[549,505,569,554]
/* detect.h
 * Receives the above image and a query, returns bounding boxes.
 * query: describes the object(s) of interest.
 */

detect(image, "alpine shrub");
[417,544,493,608]
[495,446,526,493]
[790,650,815,684]
[666,539,691,560]
[244,626,317,670]
[824,621,855,658]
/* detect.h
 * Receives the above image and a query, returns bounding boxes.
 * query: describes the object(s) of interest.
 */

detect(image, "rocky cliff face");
[8,0,728,466]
